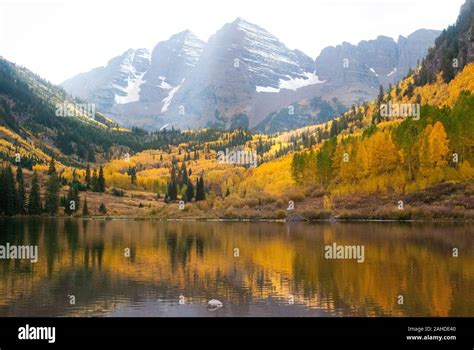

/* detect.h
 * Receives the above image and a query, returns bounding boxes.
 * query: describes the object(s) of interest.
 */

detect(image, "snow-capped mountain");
[160,18,324,129]
[139,30,204,106]
[62,48,151,112]
[61,19,440,132]
[62,31,204,127]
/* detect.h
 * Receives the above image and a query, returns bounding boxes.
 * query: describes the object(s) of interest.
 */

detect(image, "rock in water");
[208,299,223,309]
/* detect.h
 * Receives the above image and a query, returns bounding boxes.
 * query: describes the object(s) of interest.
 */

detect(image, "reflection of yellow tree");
[0,220,473,317]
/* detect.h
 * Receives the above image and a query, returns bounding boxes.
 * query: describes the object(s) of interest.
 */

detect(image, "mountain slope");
[61,48,151,112]
[415,0,473,84]
[0,56,161,167]
[62,31,205,128]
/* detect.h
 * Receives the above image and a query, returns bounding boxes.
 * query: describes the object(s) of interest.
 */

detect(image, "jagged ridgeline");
[61,18,440,132]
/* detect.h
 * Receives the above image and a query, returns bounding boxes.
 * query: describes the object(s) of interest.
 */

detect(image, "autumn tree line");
[0,158,107,216]
[291,91,474,194]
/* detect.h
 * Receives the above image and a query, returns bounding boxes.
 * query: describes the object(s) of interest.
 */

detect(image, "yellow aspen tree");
[459,160,474,180]
[429,121,449,168]
[368,132,398,175]
[340,143,358,183]
[418,125,433,177]
[355,141,370,181]
[332,142,346,180]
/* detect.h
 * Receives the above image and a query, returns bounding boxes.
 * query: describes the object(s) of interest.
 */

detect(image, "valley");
[0,1,473,222]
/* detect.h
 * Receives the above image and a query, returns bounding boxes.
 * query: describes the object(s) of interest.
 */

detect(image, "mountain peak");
[222,17,272,37]
[232,17,251,24]
[170,29,200,40]
[61,20,441,131]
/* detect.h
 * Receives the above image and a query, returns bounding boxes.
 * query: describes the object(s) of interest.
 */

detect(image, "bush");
[242,198,259,208]
[275,199,285,209]
[98,203,107,214]
[275,209,286,219]
[111,188,125,197]
[301,209,332,220]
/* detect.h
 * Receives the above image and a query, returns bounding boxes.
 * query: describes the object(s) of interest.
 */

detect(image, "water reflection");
[0,218,472,317]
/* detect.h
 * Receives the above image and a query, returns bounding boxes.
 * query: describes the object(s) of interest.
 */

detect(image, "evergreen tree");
[378,85,385,104]
[91,169,98,192]
[98,203,107,214]
[195,176,205,201]
[1,166,18,215]
[405,83,414,98]
[28,171,42,215]
[97,166,106,193]
[82,197,89,216]
[85,165,91,189]
[47,157,56,175]
[330,120,338,137]
[129,167,137,185]
[166,179,178,201]
[87,146,96,162]
[16,166,26,214]
[184,178,194,202]
[45,172,60,215]
[64,185,80,215]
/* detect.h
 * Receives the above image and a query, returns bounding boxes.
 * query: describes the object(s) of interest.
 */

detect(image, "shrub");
[98,203,107,214]
[275,209,286,219]
[111,188,125,197]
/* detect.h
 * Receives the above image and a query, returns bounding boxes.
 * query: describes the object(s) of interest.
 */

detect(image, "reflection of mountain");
[0,219,472,317]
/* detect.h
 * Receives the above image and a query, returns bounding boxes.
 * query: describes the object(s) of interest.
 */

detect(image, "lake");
[0,218,472,317]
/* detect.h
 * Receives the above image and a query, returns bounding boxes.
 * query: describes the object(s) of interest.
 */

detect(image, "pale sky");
[0,0,465,84]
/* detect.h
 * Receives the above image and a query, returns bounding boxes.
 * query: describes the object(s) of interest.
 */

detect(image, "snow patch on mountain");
[161,79,184,112]
[110,48,150,105]
[158,76,173,89]
[256,72,325,93]
[368,67,379,77]
[115,72,146,104]
[387,67,397,76]
[256,85,280,93]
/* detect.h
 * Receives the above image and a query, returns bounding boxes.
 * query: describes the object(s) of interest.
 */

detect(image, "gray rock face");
[61,31,204,126]
[162,18,319,129]
[315,29,440,90]
[61,19,440,132]
[397,29,441,80]
[139,30,205,104]
[62,48,151,112]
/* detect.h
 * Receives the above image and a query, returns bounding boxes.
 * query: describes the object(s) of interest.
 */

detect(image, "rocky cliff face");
[62,48,151,112]
[61,19,440,132]
[139,30,205,105]
[315,29,440,90]
[161,18,321,130]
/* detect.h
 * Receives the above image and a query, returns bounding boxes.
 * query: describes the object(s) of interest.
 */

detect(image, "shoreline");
[1,214,473,223]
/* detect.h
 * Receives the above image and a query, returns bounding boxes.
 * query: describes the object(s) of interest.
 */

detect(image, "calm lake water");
[0,218,472,317]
